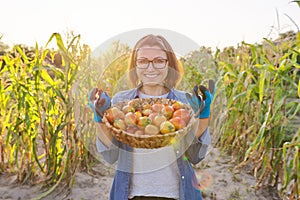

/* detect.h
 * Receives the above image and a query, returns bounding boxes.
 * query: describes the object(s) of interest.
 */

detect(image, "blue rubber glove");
[186,80,216,119]
[88,88,111,122]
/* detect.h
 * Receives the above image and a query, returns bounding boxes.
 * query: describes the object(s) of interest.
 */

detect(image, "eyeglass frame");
[135,57,168,69]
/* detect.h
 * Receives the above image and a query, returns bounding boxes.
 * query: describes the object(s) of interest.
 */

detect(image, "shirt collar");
[129,84,177,100]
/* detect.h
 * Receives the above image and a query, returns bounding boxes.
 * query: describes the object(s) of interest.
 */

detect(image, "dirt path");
[194,147,281,200]
[0,146,280,200]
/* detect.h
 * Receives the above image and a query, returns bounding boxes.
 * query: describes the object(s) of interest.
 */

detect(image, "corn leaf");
[298,80,300,98]
[258,70,266,102]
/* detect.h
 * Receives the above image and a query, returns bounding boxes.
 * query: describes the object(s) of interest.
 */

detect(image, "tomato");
[151,103,164,113]
[160,121,176,134]
[124,112,138,126]
[144,124,160,135]
[172,108,190,124]
[113,119,126,130]
[172,101,183,110]
[137,116,152,128]
[125,125,139,134]
[142,109,152,116]
[153,114,167,127]
[142,103,151,110]
[149,112,158,121]
[106,107,124,124]
[135,111,142,119]
[122,105,135,113]
[169,117,187,130]
[128,99,141,110]
[161,105,174,119]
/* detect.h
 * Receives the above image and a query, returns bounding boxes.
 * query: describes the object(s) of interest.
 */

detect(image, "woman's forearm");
[195,118,210,138]
[96,123,114,148]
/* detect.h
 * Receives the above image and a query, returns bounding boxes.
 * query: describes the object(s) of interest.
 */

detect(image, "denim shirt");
[96,87,211,200]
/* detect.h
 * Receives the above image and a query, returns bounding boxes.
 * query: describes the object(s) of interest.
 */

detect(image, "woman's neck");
[139,84,169,96]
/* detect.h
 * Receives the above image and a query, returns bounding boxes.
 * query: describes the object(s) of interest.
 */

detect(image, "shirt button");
[181,176,185,179]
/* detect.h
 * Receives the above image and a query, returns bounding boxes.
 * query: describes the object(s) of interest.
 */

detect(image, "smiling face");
[136,46,168,87]
[128,34,183,90]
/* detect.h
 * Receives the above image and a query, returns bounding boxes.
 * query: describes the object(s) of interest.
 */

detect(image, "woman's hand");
[88,88,111,122]
[186,80,215,119]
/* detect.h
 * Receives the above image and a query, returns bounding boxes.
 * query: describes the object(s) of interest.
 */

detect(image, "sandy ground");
[0,146,281,200]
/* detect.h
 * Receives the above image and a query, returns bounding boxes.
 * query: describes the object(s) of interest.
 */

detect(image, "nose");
[146,61,155,70]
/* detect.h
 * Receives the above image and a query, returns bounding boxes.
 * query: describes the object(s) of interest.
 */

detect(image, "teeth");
[145,74,158,78]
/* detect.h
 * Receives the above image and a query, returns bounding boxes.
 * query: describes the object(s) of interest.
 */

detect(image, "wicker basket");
[103,98,195,148]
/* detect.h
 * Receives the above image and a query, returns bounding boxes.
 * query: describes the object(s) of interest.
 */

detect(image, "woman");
[88,34,215,200]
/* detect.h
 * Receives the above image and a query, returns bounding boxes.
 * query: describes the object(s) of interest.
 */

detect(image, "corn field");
[0,33,99,198]
[0,31,299,199]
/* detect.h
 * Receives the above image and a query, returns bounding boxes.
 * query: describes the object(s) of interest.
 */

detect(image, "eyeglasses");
[136,58,168,69]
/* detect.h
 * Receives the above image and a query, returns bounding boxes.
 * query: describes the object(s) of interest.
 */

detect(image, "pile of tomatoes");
[104,99,191,135]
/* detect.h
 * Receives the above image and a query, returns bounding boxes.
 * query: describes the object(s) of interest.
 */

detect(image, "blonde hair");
[128,34,183,88]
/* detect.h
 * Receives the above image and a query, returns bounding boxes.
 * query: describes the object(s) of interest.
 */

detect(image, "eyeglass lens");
[136,58,167,69]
